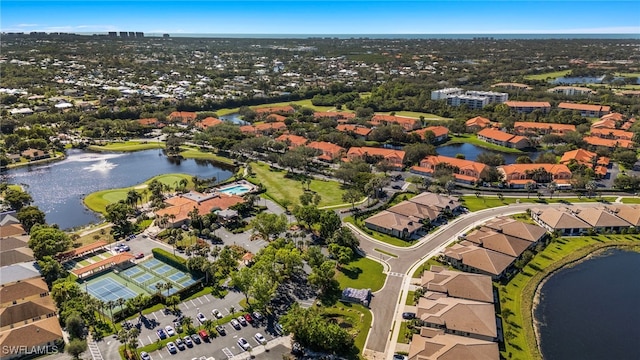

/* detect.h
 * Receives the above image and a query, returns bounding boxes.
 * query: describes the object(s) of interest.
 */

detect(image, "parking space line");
[204,295,210,302]
[197,297,203,305]
[222,347,234,359]
[160,310,166,317]
[225,307,229,314]
[190,299,197,307]
[152,312,158,320]
[139,338,145,346]
[147,335,153,344]
[157,350,163,359]
[183,302,189,309]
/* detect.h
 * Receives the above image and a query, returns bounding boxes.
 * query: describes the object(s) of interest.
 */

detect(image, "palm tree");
[586,180,598,198]
[106,300,115,321]
[182,316,195,332]
[202,319,215,334]
[525,181,536,199]
[116,298,126,312]
[155,282,165,295]
[548,181,557,199]
[164,282,174,297]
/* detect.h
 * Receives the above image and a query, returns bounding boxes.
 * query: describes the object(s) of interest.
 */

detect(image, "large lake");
[5,149,234,230]
[535,248,640,360]
[437,143,540,164]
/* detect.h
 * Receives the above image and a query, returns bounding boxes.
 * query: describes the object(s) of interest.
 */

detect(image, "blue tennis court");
[168,272,185,282]
[134,273,154,283]
[140,258,163,270]
[154,264,175,275]
[122,267,143,277]
[86,277,138,302]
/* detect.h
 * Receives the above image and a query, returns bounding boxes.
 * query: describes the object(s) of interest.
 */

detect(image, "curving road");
[350,201,607,358]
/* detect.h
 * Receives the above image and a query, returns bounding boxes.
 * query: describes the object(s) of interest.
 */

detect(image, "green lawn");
[499,235,640,360]
[179,147,235,165]
[323,303,372,356]
[405,290,416,306]
[442,134,524,154]
[411,257,454,278]
[397,321,415,344]
[523,69,572,80]
[621,197,640,204]
[248,161,349,208]
[84,173,193,214]
[335,255,386,292]
[615,72,640,78]
[88,141,164,152]
[460,195,618,212]
[344,216,417,247]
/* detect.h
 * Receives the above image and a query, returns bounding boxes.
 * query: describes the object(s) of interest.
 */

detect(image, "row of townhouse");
[364,192,460,239]
[502,101,611,117]
[410,155,487,185]
[531,204,640,236]
[476,128,530,149]
[442,217,548,280]
[498,163,572,188]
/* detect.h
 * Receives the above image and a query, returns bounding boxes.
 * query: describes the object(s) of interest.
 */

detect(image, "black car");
[402,312,416,320]
[190,333,201,344]
[216,325,226,336]
[392,185,402,190]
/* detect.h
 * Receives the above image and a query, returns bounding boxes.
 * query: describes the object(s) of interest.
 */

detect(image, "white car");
[166,342,177,354]
[211,309,223,318]
[237,337,251,351]
[196,312,207,323]
[165,325,176,336]
[254,332,266,344]
[230,319,241,330]
[140,351,151,360]
[237,315,247,326]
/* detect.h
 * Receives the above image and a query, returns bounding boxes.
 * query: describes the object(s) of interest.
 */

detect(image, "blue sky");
[2,1,639,34]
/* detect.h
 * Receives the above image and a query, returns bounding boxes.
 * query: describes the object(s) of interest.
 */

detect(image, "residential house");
[498,163,572,188]
[589,128,634,141]
[313,111,355,120]
[583,136,634,149]
[369,115,421,131]
[513,122,576,136]
[137,118,164,128]
[306,141,345,161]
[240,122,287,136]
[420,266,494,303]
[416,295,498,342]
[168,111,197,123]
[275,134,308,148]
[20,148,50,161]
[605,205,640,229]
[155,192,244,228]
[409,192,461,213]
[600,112,625,123]
[465,116,492,132]
[530,207,593,236]
[483,216,547,243]
[443,242,515,280]
[504,101,551,114]
[547,86,595,96]
[559,148,609,177]
[558,102,611,117]
[197,117,223,129]
[590,118,617,130]
[408,328,499,360]
[410,155,487,185]
[336,124,371,139]
[621,118,636,131]
[412,126,449,143]
[464,227,534,258]
[387,201,442,223]
[0,235,33,267]
[346,147,406,170]
[265,114,287,122]
[568,207,631,233]
[477,128,530,149]
[364,211,423,239]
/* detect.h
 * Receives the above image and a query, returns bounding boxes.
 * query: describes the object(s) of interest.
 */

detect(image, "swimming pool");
[218,184,252,196]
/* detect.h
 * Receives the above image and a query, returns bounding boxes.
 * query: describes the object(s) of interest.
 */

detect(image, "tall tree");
[16,205,46,232]
[28,225,71,260]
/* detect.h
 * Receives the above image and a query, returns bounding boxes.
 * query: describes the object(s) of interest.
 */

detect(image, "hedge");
[151,248,189,273]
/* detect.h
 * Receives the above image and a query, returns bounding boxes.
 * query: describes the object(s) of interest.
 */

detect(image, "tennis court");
[140,258,163,270]
[137,258,202,292]
[154,264,175,275]
[83,272,149,305]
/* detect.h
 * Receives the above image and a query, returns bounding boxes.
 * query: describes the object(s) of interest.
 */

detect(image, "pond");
[5,149,234,230]
[534,248,640,360]
[436,143,541,164]
[551,76,605,84]
[219,113,249,125]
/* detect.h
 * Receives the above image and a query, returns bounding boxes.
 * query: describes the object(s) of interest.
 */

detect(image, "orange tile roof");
[347,146,406,162]
[313,111,355,119]
[255,122,286,131]
[307,141,345,157]
[600,112,624,122]
[72,253,134,276]
[239,125,256,133]
[419,155,486,174]
[169,111,197,120]
[499,163,572,177]
[197,117,223,129]
[156,193,245,224]
[558,102,611,112]
[504,101,551,108]
[370,114,419,130]
[559,149,597,165]
[465,116,491,128]
[589,128,634,140]
[137,118,159,126]
[413,126,449,139]
[583,136,634,149]
[254,105,294,114]
[590,118,617,129]
[266,114,287,122]
[595,166,608,176]
[514,121,576,132]
[276,134,308,147]
[336,124,371,136]
[477,128,515,142]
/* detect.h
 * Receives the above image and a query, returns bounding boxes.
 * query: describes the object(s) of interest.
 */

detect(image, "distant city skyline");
[2,1,639,35]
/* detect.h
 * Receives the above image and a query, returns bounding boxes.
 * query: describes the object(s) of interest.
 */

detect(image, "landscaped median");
[460,195,619,212]
[499,235,640,360]
[83,173,194,214]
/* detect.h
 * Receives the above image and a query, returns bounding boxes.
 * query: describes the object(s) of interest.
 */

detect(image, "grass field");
[621,197,640,204]
[323,303,372,356]
[88,141,164,152]
[499,235,640,360]
[615,72,640,78]
[248,162,349,207]
[524,70,572,81]
[179,147,235,165]
[335,255,386,292]
[460,195,618,212]
[344,217,417,248]
[411,257,454,278]
[84,173,193,214]
[443,134,524,154]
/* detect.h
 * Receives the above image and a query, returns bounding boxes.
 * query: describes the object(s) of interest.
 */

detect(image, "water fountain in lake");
[84,159,117,172]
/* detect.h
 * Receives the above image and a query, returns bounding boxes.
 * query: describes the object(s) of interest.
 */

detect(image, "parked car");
[237,337,251,351]
[274,323,284,336]
[173,322,182,333]
[252,311,263,321]
[135,252,144,259]
[237,315,247,326]
[243,313,253,324]
[392,185,402,190]
[230,319,241,330]
[393,355,408,360]
[140,351,151,360]
[254,332,266,345]
[165,325,176,336]
[198,329,209,341]
[292,342,303,355]
[402,312,415,320]
[190,333,201,344]
[216,325,226,336]
[211,309,223,318]
[120,244,130,251]
[183,335,193,347]
[166,342,177,354]
[156,329,167,339]
[196,312,207,323]
[174,338,185,350]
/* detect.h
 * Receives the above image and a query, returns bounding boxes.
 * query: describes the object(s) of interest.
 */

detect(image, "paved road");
[353,201,607,356]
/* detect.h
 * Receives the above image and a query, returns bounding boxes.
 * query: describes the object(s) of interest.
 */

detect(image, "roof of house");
[409,192,461,210]
[590,118,617,129]
[498,163,572,177]
[571,207,632,228]
[0,296,57,327]
[0,247,34,267]
[266,114,288,122]
[583,136,634,148]
[364,211,423,233]
[504,101,551,108]
[0,277,49,306]
[275,134,308,147]
[558,102,611,112]
[443,243,514,276]
[0,316,63,351]
[388,201,441,222]
[421,266,494,303]
[0,212,20,227]
[465,116,492,128]
[477,128,515,142]
[409,329,499,360]
[590,128,634,139]
[508,135,529,145]
[197,117,223,129]
[482,217,547,243]
[530,207,592,229]
[606,205,640,226]
[157,193,245,223]
[169,111,197,120]
[306,141,345,155]
[600,112,625,122]
[314,111,356,119]
[559,149,597,166]
[417,296,497,338]
[347,147,406,161]
[254,105,295,114]
[420,155,487,175]
[0,235,29,252]
[413,126,449,139]
[0,224,26,238]
[464,228,532,258]
[514,121,576,132]
[370,114,419,128]
[137,118,160,126]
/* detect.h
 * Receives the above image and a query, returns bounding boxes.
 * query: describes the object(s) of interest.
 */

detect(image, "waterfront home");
[410,155,487,185]
[412,126,449,143]
[168,111,197,123]
[254,105,295,117]
[483,216,548,244]
[558,102,610,117]
[197,116,223,129]
[498,163,572,188]
[20,148,50,161]
[442,242,515,280]
[567,207,632,233]
[589,128,634,141]
[583,136,634,149]
[504,101,551,114]
[530,207,592,236]
[409,328,499,360]
[306,141,345,161]
[336,124,371,139]
[513,121,576,136]
[420,266,494,303]
[156,191,244,228]
[477,128,530,149]
[465,116,492,132]
[369,114,421,131]
[346,146,406,169]
[275,134,308,148]
[313,111,355,120]
[605,205,640,229]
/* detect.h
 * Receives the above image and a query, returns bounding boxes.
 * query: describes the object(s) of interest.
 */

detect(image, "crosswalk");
[87,340,104,360]
[386,272,405,278]
[222,347,234,359]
